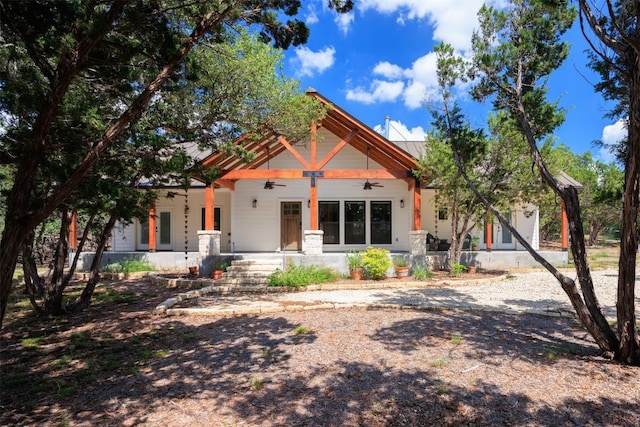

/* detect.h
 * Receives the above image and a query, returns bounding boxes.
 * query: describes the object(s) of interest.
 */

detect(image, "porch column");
[309,185,318,230]
[69,211,78,251]
[303,230,324,255]
[148,203,156,252]
[485,211,492,252]
[411,179,421,230]
[204,182,215,230]
[198,230,221,277]
[561,201,568,251]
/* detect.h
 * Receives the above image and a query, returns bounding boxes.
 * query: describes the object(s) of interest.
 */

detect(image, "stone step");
[213,277,271,286]
[224,270,277,278]
[231,258,284,266]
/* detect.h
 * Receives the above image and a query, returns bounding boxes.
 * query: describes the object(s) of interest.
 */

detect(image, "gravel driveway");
[266,269,629,319]
[170,269,637,320]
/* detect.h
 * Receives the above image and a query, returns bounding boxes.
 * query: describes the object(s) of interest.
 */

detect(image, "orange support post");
[69,211,78,250]
[148,203,156,252]
[309,186,318,230]
[561,201,568,251]
[485,212,492,252]
[205,183,215,230]
[411,180,421,230]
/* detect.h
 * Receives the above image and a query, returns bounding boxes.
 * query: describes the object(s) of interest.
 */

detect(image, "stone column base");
[409,230,428,256]
[197,230,221,277]
[303,230,324,255]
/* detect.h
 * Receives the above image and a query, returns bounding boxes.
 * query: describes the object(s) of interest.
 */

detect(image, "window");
[502,212,513,244]
[201,207,221,231]
[159,212,171,245]
[345,201,366,244]
[140,220,149,245]
[371,201,391,244]
[319,201,340,244]
[438,208,448,220]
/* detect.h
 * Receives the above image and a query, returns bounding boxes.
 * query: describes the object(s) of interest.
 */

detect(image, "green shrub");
[411,265,433,280]
[268,263,337,288]
[362,246,392,280]
[450,262,467,277]
[345,250,363,270]
[102,257,154,273]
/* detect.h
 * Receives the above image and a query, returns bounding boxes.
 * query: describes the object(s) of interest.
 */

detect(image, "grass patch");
[430,358,449,368]
[451,334,463,345]
[411,266,433,281]
[21,336,44,349]
[101,257,155,273]
[542,342,586,360]
[268,264,338,288]
[294,325,310,335]
[92,288,137,305]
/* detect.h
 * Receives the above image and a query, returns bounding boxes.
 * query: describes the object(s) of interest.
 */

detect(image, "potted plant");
[188,265,198,277]
[212,260,227,280]
[393,256,410,278]
[346,250,364,280]
[471,236,480,251]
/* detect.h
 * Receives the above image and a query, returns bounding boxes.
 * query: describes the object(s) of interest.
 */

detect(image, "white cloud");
[599,118,626,163]
[357,0,490,52]
[292,46,336,77]
[334,11,355,34]
[305,4,319,25]
[346,80,405,104]
[373,61,404,79]
[374,119,427,141]
[348,51,441,109]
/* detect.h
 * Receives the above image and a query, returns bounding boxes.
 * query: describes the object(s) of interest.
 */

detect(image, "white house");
[80,90,568,273]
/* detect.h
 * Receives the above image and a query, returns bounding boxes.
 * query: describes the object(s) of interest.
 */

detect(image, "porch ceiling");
[199,90,419,183]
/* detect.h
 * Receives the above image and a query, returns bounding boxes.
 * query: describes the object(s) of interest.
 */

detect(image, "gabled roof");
[198,90,418,184]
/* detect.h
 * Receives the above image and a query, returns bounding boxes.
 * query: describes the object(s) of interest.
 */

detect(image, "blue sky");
[280,0,625,163]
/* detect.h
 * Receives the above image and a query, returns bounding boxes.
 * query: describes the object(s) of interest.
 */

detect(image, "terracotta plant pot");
[212,270,223,280]
[395,266,410,278]
[467,266,477,274]
[350,268,363,280]
[188,266,198,276]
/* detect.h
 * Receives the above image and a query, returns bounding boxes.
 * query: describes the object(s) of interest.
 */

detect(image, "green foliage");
[411,266,433,281]
[345,250,363,270]
[450,262,467,277]
[361,247,392,280]
[294,325,310,335]
[268,264,337,288]
[101,257,154,273]
[392,256,409,268]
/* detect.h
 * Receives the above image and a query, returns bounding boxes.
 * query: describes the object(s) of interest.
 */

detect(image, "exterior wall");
[420,189,540,251]
[111,221,136,251]
[229,135,412,252]
[111,187,232,253]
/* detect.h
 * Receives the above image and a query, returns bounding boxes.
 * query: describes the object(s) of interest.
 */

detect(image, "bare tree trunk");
[68,214,117,312]
[41,210,71,315]
[616,69,640,363]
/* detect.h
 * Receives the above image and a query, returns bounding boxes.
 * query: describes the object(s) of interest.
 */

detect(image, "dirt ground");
[1,273,639,426]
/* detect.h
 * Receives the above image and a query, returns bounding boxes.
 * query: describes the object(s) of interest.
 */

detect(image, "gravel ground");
[181,270,631,320]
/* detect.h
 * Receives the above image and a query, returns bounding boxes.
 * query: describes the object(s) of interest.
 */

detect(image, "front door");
[281,202,301,251]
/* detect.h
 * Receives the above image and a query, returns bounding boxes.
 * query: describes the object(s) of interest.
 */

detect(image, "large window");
[201,207,221,231]
[371,201,391,244]
[345,201,366,244]
[319,201,340,244]
[140,220,149,245]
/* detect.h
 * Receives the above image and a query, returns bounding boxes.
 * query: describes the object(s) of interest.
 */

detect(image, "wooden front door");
[281,202,302,251]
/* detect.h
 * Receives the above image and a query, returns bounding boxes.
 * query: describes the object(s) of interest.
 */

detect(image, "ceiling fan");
[362,146,383,190]
[263,146,286,190]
